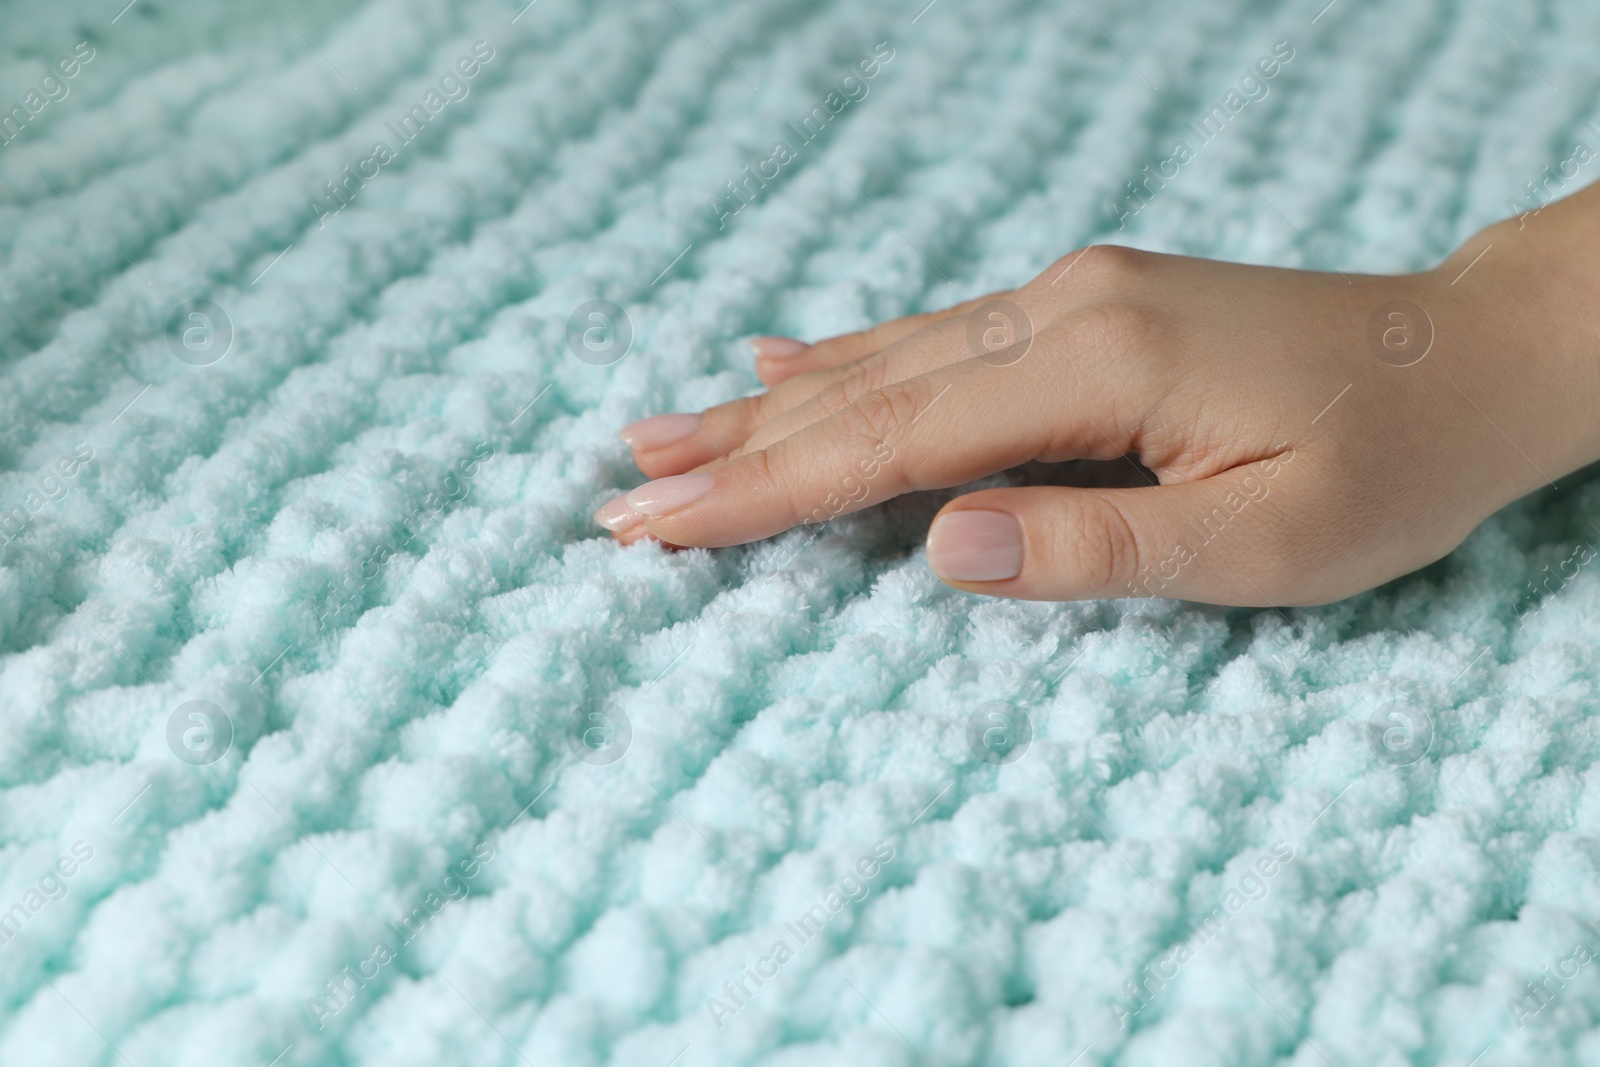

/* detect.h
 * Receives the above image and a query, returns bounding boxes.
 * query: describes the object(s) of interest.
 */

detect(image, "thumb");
[924,457,1302,605]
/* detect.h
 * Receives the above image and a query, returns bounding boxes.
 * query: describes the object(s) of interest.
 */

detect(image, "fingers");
[924,453,1306,605]
[624,295,999,480]
[598,455,722,545]
[732,311,1000,458]
[750,291,1012,386]
[621,352,1132,548]
[620,368,854,480]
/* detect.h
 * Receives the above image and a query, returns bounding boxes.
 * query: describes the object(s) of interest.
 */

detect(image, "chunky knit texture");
[3,0,1600,1064]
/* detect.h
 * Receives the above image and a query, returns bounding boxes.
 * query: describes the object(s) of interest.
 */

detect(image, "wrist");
[1428,185,1600,493]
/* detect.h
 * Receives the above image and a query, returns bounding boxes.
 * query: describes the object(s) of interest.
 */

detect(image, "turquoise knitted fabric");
[3,0,1600,1064]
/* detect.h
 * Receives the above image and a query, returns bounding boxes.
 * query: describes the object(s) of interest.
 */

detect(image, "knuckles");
[1038,244,1153,295]
[1066,300,1167,358]
[836,379,929,455]
[810,361,893,423]
[1034,299,1173,388]
[1017,246,1175,379]
[1061,493,1145,593]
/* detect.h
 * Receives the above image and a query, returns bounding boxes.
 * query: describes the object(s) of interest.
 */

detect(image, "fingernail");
[625,472,715,516]
[749,336,809,359]
[594,493,644,532]
[926,510,1023,582]
[619,413,702,450]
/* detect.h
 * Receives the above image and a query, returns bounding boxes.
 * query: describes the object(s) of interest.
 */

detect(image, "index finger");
[623,354,1129,548]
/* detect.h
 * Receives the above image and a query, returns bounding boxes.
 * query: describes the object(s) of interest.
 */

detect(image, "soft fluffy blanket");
[3,0,1600,1064]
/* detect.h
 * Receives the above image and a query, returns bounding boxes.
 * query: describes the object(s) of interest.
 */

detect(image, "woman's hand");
[596,186,1600,606]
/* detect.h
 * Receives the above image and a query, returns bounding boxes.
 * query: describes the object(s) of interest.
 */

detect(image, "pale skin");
[595,180,1600,607]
